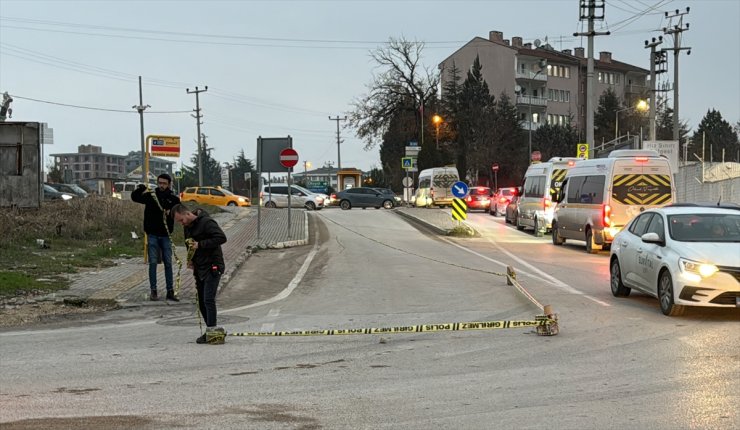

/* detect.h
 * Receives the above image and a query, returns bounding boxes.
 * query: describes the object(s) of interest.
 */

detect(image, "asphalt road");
[1,208,737,429]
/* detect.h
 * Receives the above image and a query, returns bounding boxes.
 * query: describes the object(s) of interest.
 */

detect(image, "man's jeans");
[195,270,220,327]
[147,234,173,292]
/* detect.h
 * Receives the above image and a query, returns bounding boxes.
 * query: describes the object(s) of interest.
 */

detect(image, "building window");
[598,72,603,83]
[616,74,620,84]
[564,91,570,102]
[564,67,570,78]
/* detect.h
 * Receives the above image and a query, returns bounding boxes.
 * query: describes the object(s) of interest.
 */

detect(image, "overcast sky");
[1,0,738,174]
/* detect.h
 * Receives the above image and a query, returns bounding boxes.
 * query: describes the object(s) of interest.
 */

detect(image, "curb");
[394,209,450,235]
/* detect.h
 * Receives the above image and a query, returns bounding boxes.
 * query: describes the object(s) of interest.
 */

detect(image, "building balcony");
[515,70,548,81]
[516,95,548,107]
[625,83,648,94]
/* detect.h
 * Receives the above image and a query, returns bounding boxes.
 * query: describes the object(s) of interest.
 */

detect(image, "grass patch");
[0,196,191,297]
[447,224,477,237]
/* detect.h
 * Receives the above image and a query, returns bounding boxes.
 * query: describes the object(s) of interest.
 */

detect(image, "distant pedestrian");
[171,204,227,344]
[131,173,181,301]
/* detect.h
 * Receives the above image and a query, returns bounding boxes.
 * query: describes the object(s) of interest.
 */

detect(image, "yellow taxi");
[179,186,251,207]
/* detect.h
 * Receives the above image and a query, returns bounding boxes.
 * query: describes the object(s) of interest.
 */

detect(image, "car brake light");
[543,196,552,209]
[635,157,648,162]
[466,195,472,202]
[499,197,508,204]
[603,204,612,226]
[330,193,336,200]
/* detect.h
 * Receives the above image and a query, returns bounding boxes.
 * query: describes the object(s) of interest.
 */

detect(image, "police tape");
[227,318,557,338]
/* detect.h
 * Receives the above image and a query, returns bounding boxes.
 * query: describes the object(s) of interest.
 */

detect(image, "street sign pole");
[279,141,298,239]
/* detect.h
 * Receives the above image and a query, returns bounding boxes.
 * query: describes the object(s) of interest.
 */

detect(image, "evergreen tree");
[654,101,689,146]
[691,109,739,162]
[593,88,620,145]
[457,55,495,182]
[46,161,63,183]
[532,123,580,160]
[230,149,257,197]
[180,149,222,188]
[492,93,526,187]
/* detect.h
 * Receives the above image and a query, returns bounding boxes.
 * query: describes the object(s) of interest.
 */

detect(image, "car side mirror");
[641,232,665,246]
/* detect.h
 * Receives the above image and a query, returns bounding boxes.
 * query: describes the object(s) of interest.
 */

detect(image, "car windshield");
[668,213,740,242]
[470,188,490,196]
[69,185,87,194]
[291,185,312,194]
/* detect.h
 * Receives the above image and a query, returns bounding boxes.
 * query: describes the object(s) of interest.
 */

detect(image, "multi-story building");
[439,30,648,137]
[51,145,175,182]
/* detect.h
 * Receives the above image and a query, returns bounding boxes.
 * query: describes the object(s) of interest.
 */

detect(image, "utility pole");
[187,86,208,186]
[133,76,150,183]
[329,115,347,170]
[644,36,664,141]
[574,0,609,156]
[663,7,691,141]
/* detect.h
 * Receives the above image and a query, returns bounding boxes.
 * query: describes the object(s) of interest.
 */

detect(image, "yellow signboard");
[149,135,181,157]
[451,198,468,221]
[576,143,589,159]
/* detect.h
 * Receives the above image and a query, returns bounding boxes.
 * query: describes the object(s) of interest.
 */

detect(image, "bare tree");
[348,37,439,150]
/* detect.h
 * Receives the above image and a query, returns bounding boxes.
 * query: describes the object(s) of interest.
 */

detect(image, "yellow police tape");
[228,317,557,338]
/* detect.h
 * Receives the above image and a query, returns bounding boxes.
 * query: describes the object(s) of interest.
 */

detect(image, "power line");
[10,94,190,114]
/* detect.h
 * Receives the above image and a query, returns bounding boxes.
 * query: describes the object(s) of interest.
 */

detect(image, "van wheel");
[340,200,351,210]
[585,228,602,254]
[265,201,277,208]
[533,218,543,237]
[305,201,316,211]
[552,222,565,245]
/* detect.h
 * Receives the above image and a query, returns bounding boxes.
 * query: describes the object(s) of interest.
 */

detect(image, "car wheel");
[552,222,565,245]
[305,201,316,211]
[505,212,511,224]
[265,201,277,208]
[658,270,685,316]
[585,228,601,254]
[533,217,543,237]
[515,215,524,230]
[610,258,631,297]
[227,201,237,206]
[340,200,351,210]
[382,200,393,209]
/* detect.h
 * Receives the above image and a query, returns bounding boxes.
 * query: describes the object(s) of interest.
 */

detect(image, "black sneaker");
[196,333,207,344]
[165,291,180,302]
[149,290,158,301]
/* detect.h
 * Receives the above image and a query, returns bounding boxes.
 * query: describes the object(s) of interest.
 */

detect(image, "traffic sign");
[149,135,180,158]
[174,170,182,180]
[452,198,468,221]
[402,176,413,187]
[451,181,468,198]
[401,157,413,169]
[279,147,299,168]
[491,163,499,172]
[576,143,589,159]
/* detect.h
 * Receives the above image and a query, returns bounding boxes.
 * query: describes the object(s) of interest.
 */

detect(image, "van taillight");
[430,188,435,198]
[603,204,612,226]
[543,196,552,209]
[567,160,575,167]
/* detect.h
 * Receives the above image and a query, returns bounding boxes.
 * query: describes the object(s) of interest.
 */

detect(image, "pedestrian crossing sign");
[402,157,413,169]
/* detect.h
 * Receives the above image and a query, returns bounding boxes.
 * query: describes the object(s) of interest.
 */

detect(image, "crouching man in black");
[171,204,227,344]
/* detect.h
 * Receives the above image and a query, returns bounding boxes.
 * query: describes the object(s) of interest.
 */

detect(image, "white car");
[609,204,740,316]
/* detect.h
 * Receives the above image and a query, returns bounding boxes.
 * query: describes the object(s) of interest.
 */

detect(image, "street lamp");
[615,99,649,140]
[432,114,443,150]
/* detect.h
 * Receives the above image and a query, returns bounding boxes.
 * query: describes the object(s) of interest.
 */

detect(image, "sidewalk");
[53,207,309,306]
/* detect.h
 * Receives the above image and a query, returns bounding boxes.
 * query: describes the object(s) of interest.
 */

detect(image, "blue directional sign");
[451,181,469,198]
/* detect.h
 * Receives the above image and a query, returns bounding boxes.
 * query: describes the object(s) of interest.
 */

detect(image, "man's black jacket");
[131,186,180,236]
[185,209,227,277]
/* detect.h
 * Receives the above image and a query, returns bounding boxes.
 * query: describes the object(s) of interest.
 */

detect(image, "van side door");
[558,176,584,238]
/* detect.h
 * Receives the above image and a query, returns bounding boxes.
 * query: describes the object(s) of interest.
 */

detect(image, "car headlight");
[679,258,718,278]
[61,194,73,201]
[238,197,245,202]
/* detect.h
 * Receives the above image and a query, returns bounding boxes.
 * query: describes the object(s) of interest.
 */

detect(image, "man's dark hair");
[170,204,191,216]
[158,173,172,184]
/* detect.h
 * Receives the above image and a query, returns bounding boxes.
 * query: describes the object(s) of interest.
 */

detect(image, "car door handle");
[636,248,643,254]
[620,241,628,247]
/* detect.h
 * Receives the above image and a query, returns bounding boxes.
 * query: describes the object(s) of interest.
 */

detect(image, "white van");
[112,181,138,200]
[517,157,580,236]
[552,149,675,253]
[413,167,459,208]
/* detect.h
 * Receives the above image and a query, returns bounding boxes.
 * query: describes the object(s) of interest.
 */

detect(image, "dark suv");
[334,187,397,210]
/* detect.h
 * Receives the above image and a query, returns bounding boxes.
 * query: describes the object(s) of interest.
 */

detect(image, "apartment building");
[51,145,174,182]
[439,30,648,135]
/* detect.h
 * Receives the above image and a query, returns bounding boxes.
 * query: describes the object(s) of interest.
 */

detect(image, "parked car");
[43,184,73,201]
[465,186,492,212]
[490,187,516,216]
[505,187,521,226]
[609,204,740,316]
[335,187,397,210]
[46,183,88,198]
[180,186,251,207]
[262,184,324,210]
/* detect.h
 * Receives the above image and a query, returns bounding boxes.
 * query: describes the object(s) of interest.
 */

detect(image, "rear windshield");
[612,174,672,206]
[470,188,491,196]
[499,189,513,196]
[668,213,740,242]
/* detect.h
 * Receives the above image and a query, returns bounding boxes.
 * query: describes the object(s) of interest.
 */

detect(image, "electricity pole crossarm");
[187,86,208,186]
[644,37,664,141]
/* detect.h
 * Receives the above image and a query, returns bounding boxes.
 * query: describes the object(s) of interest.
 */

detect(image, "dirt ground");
[0,291,116,328]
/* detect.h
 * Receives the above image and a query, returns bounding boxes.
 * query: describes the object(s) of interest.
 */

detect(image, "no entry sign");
[279,147,299,168]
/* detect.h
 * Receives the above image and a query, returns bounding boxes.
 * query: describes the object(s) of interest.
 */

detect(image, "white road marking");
[260,323,275,332]
[268,308,281,317]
